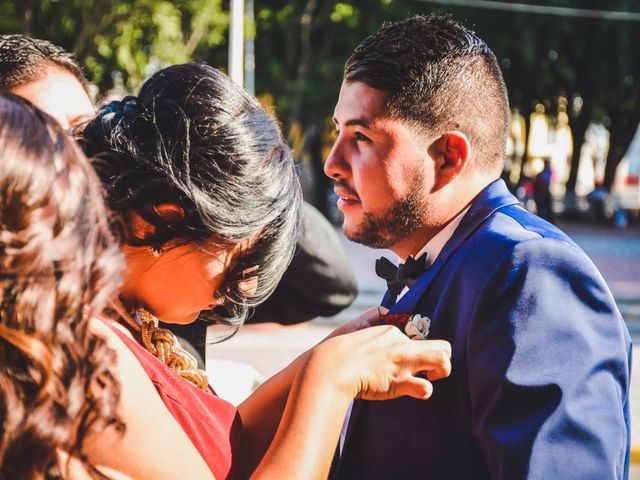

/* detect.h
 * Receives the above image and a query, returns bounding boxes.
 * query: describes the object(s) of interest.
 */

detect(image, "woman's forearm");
[238,308,386,475]
[238,349,311,475]
[250,348,352,480]
[243,325,452,479]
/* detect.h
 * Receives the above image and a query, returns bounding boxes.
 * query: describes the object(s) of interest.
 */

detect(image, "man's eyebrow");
[332,117,371,129]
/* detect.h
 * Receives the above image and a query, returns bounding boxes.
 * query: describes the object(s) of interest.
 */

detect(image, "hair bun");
[102,95,140,122]
[81,95,142,154]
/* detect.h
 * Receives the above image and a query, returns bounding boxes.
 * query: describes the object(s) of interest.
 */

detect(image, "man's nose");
[324,140,349,180]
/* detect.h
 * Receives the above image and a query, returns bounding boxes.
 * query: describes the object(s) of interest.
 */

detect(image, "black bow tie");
[375,253,428,297]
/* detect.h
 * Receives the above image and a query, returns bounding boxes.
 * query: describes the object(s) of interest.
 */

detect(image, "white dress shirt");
[396,206,470,300]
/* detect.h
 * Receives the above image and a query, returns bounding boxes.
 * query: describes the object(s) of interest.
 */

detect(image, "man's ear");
[428,131,471,190]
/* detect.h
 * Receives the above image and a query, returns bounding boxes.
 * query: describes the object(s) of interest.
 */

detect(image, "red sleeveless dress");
[106,321,242,479]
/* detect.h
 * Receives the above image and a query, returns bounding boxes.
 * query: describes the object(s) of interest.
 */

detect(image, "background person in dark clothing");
[534,158,555,223]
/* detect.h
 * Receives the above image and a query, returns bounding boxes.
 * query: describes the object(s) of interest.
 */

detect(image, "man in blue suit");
[325,15,631,479]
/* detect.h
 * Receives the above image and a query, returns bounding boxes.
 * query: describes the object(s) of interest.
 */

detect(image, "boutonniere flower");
[380,313,431,340]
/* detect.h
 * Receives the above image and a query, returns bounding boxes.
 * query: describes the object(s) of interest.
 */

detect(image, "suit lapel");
[381,290,396,308]
[390,179,518,315]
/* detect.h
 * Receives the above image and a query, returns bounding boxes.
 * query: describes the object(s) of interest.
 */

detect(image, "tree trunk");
[603,112,640,191]
[20,2,34,35]
[290,0,318,123]
[565,106,591,194]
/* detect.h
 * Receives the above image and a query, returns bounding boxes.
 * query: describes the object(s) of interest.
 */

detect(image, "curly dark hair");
[79,63,301,331]
[0,93,124,479]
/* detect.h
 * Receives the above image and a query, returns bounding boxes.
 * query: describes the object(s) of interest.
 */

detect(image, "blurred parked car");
[613,156,640,211]
[612,124,640,226]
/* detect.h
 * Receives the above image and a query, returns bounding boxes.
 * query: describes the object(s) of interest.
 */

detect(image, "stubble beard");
[343,175,429,249]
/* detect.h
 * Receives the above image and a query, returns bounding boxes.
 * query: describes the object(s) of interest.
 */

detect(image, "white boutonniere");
[404,314,431,340]
[380,313,431,340]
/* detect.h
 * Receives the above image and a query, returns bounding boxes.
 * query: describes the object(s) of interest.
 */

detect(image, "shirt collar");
[402,206,471,267]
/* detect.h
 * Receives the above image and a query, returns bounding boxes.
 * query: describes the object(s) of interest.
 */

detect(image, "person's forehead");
[10,67,94,128]
[333,80,389,125]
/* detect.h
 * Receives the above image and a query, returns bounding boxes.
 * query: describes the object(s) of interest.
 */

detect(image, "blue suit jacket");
[332,180,632,480]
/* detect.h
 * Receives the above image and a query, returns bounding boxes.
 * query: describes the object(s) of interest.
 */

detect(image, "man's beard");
[344,175,428,249]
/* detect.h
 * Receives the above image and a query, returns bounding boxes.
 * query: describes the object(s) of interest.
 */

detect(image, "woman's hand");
[326,306,389,339]
[252,325,451,479]
[308,325,452,402]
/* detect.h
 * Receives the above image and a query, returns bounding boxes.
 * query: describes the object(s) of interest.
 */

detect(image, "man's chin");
[341,214,362,240]
[343,219,393,249]
[342,224,359,243]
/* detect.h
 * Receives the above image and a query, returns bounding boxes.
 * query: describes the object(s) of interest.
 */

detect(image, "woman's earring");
[150,246,162,257]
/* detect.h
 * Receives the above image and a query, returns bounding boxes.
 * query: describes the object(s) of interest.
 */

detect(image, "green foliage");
[1,0,638,189]
[0,0,228,91]
[330,3,359,27]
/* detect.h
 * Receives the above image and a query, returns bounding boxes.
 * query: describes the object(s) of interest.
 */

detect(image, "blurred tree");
[0,0,229,92]
[1,0,638,201]
[431,0,640,193]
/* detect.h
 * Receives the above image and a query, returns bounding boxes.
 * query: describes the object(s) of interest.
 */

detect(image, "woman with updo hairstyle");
[81,64,299,331]
[0,92,123,479]
[76,64,452,479]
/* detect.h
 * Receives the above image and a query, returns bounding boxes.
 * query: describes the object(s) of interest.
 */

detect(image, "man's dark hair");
[344,15,509,173]
[0,35,88,91]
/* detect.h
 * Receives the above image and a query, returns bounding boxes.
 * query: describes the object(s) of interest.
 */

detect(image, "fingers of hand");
[360,306,388,328]
[404,339,452,381]
[362,375,433,401]
[337,307,391,337]
[401,377,434,400]
[330,326,451,401]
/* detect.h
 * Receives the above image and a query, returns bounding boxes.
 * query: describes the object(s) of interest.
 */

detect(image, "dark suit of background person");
[164,202,358,366]
[332,179,632,480]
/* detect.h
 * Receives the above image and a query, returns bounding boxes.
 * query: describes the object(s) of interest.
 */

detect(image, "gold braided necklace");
[110,301,209,391]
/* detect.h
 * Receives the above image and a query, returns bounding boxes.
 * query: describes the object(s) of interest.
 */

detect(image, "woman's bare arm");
[249,326,452,479]
[238,307,384,473]
[83,317,450,480]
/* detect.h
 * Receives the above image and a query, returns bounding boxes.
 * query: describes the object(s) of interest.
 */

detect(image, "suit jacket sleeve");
[248,202,358,324]
[467,238,631,480]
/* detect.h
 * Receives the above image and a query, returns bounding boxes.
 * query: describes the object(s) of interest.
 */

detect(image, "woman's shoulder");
[83,314,214,479]
[89,312,134,343]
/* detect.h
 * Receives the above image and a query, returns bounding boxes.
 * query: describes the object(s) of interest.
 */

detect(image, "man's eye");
[355,131,371,142]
